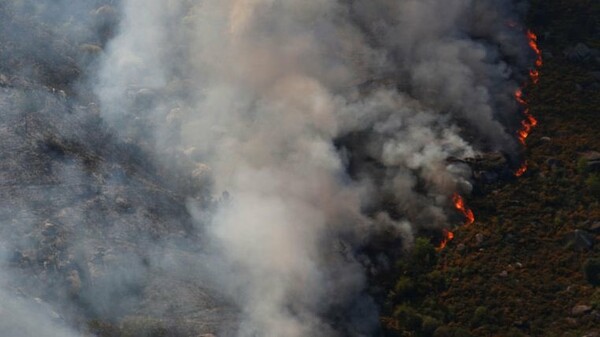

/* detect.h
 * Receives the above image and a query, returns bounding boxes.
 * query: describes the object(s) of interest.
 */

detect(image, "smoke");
[91,0,533,336]
[0,0,534,336]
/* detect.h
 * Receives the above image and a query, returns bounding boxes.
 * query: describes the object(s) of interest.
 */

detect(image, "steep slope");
[382,1,600,336]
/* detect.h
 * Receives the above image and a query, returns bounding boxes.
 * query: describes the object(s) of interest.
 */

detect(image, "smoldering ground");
[0,0,535,336]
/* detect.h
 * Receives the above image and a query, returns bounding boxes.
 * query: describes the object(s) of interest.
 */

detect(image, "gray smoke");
[0,0,533,336]
[93,0,532,336]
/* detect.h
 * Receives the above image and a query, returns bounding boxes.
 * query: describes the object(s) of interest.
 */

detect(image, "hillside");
[1,1,598,337]
[381,1,600,336]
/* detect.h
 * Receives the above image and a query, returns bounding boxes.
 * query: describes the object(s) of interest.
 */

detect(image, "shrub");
[413,237,437,269]
[393,276,416,299]
[577,157,589,174]
[505,328,528,337]
[591,289,600,309]
[584,258,600,286]
[470,306,488,327]
[392,304,423,331]
[421,316,442,336]
[433,326,473,337]
[585,174,600,197]
[120,316,167,337]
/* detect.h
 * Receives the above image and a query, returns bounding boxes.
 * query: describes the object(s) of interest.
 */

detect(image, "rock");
[582,332,600,337]
[588,82,600,92]
[499,270,508,278]
[515,262,523,268]
[115,196,132,212]
[590,72,600,81]
[41,222,59,237]
[564,43,598,62]
[540,136,552,142]
[581,151,600,162]
[572,305,592,316]
[590,222,600,234]
[564,230,595,251]
[66,269,81,296]
[457,243,466,252]
[546,158,562,171]
[79,44,103,55]
[476,170,499,184]
[588,163,600,173]
[565,317,578,327]
[475,233,484,246]
[0,73,8,86]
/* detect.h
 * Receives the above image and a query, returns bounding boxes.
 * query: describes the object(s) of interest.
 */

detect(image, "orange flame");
[529,69,540,84]
[436,229,455,251]
[517,110,538,144]
[527,30,543,68]
[514,89,527,105]
[436,194,475,251]
[453,193,475,226]
[515,162,528,177]
[515,29,542,150]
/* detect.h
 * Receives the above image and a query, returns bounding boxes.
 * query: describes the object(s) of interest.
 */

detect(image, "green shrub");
[591,289,600,309]
[586,174,600,197]
[433,326,473,337]
[470,306,488,327]
[505,328,528,337]
[584,258,600,286]
[87,320,120,337]
[413,237,437,269]
[421,316,442,336]
[393,276,416,299]
[577,157,589,174]
[392,304,423,331]
[120,316,167,337]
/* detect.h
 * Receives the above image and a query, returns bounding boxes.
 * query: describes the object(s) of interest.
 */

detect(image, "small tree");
[584,258,600,286]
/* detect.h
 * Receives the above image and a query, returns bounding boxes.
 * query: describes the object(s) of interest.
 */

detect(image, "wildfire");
[527,30,543,68]
[515,29,543,176]
[452,193,475,226]
[517,111,538,144]
[515,162,528,177]
[514,89,527,105]
[436,193,475,250]
[529,69,540,84]
[436,229,455,251]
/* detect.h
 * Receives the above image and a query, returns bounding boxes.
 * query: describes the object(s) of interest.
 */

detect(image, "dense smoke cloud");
[0,0,533,336]
[94,0,531,336]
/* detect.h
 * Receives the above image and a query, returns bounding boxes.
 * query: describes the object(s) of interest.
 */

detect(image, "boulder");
[546,158,562,171]
[563,230,595,251]
[564,43,599,62]
[590,222,600,234]
[581,151,600,171]
[572,305,592,316]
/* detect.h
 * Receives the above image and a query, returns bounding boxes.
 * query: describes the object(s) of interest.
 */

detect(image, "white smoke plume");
[93,0,532,336]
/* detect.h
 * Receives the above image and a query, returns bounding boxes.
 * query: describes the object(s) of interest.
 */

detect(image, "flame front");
[527,30,543,68]
[517,111,538,144]
[453,193,475,225]
[515,89,527,106]
[515,29,542,176]
[436,194,474,250]
[515,161,528,177]
[436,229,455,251]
